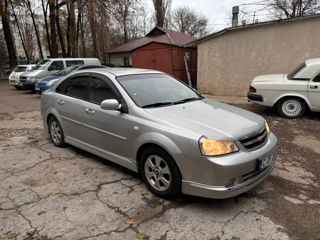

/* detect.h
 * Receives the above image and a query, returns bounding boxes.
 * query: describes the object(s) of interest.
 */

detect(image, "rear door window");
[66,60,84,67]
[56,76,90,101]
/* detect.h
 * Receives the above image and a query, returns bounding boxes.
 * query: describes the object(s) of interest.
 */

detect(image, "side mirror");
[100,99,120,111]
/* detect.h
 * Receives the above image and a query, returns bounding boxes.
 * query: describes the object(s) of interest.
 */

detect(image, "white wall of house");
[108,52,132,67]
[197,16,320,96]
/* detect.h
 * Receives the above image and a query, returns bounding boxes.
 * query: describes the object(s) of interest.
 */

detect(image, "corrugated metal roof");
[107,27,194,53]
[186,14,320,47]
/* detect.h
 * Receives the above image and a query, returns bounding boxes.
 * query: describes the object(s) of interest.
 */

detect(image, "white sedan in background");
[248,58,320,118]
[9,64,35,89]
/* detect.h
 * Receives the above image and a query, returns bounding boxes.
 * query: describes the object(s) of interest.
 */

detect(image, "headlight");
[199,136,239,156]
[27,76,35,81]
[265,121,270,133]
[46,79,59,85]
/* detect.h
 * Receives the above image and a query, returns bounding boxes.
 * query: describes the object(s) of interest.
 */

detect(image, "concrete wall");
[197,16,320,96]
[108,52,132,67]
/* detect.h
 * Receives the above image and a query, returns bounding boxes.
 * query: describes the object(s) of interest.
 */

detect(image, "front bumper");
[20,79,37,89]
[9,77,19,86]
[181,133,277,199]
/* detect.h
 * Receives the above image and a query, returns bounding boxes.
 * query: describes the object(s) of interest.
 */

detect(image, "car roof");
[76,64,105,69]
[17,64,35,67]
[45,58,99,61]
[305,58,320,65]
[75,67,162,77]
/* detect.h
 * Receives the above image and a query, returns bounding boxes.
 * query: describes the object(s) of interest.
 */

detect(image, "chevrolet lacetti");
[40,68,278,199]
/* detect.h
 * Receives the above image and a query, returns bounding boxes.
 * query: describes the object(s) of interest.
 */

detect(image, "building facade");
[193,15,320,96]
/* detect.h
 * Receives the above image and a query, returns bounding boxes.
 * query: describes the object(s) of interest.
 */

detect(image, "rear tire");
[48,117,66,147]
[140,147,181,199]
[277,98,306,119]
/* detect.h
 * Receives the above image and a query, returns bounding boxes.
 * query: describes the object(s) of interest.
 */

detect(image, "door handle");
[310,85,318,89]
[57,99,64,105]
[84,108,95,115]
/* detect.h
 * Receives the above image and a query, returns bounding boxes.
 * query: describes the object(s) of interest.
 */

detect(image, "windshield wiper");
[173,97,203,105]
[141,102,174,108]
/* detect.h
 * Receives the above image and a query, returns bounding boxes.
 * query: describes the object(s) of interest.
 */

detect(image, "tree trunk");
[41,0,52,57]
[10,4,29,63]
[68,0,77,57]
[88,1,99,59]
[66,3,71,57]
[56,3,67,57]
[26,0,44,59]
[80,11,86,57]
[0,0,17,70]
[49,0,58,57]
[76,0,82,54]
[123,8,128,43]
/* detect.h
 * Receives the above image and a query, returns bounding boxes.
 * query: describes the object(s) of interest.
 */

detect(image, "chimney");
[232,6,239,27]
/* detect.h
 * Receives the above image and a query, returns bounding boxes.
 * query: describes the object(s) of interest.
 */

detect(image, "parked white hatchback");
[8,64,35,89]
[248,58,320,118]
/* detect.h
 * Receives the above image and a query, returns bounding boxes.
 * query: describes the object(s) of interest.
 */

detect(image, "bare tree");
[55,0,67,57]
[25,0,44,59]
[10,2,29,62]
[152,0,171,27]
[49,0,59,57]
[0,0,17,69]
[170,6,208,38]
[106,0,140,43]
[267,0,320,19]
[41,0,52,57]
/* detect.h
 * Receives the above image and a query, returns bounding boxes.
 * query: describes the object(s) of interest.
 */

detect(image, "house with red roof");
[106,27,197,85]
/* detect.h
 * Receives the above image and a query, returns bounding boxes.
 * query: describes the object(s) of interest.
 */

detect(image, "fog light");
[234,176,243,185]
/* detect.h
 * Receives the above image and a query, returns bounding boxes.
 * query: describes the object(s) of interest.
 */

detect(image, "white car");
[9,64,35,89]
[248,58,320,118]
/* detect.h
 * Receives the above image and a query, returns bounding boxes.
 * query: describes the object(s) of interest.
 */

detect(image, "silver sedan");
[41,68,277,199]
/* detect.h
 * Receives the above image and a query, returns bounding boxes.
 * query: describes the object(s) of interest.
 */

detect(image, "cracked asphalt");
[0,81,319,240]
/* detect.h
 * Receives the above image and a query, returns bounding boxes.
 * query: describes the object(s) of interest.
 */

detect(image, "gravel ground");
[0,85,319,240]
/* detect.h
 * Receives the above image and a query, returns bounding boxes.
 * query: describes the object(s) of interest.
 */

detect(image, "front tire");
[277,98,306,119]
[48,117,66,147]
[140,147,181,199]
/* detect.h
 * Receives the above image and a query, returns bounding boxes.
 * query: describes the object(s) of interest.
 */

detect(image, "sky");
[146,0,268,31]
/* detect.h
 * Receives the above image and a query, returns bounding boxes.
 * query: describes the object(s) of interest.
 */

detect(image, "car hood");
[40,76,62,83]
[252,74,286,83]
[144,99,265,141]
[21,70,43,77]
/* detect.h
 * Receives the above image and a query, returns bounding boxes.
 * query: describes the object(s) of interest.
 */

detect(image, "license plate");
[35,87,40,91]
[259,149,277,171]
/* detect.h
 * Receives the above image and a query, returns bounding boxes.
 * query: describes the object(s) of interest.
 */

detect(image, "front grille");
[239,128,267,150]
[20,76,27,80]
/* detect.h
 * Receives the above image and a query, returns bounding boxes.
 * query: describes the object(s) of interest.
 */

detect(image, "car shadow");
[68,144,260,206]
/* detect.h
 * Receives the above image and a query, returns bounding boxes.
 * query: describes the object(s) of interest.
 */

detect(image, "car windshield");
[54,65,79,76]
[14,66,27,72]
[33,60,51,70]
[117,74,202,108]
[287,62,306,80]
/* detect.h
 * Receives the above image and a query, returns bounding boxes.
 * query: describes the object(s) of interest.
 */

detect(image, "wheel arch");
[134,133,182,175]
[45,108,65,132]
[273,94,310,110]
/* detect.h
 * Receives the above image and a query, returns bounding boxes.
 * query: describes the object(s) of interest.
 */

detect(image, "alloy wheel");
[50,120,62,144]
[144,155,172,191]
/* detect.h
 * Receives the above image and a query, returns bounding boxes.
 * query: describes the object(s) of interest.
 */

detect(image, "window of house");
[123,57,130,67]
